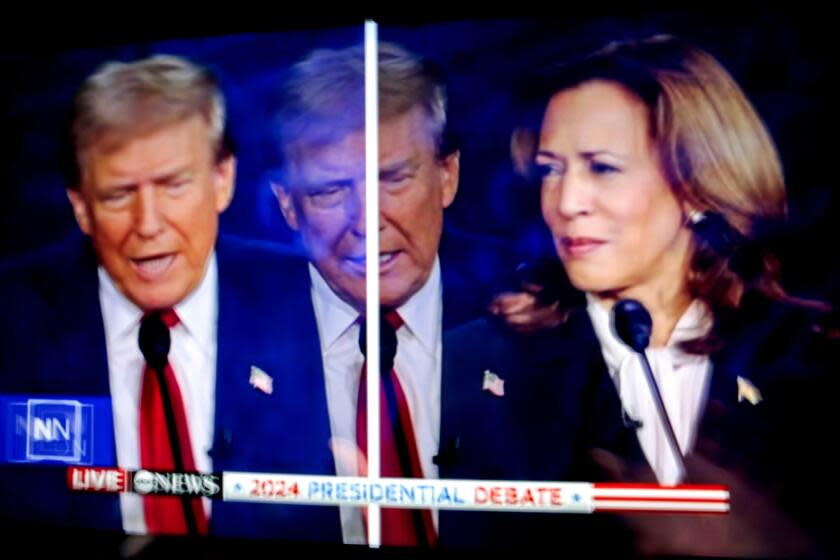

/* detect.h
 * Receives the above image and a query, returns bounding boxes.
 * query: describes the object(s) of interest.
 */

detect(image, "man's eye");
[534,163,564,179]
[380,171,413,187]
[590,161,620,175]
[308,185,349,207]
[101,189,133,205]
[164,178,191,191]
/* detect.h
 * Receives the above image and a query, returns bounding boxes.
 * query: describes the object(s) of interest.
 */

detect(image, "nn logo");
[31,416,71,441]
[9,399,94,464]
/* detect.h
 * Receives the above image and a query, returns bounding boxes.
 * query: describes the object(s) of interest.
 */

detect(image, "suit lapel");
[32,241,110,394]
[25,240,120,529]
[212,238,334,473]
[210,238,340,540]
[438,228,522,330]
[697,315,772,470]
[438,308,637,547]
[439,308,622,479]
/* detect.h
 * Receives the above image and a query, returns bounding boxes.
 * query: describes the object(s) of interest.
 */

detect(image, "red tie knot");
[385,309,403,330]
[144,308,180,329]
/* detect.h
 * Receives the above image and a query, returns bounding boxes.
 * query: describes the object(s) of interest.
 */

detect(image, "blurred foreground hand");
[590,449,814,557]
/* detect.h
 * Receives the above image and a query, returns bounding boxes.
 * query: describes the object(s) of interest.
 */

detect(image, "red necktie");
[138,309,208,535]
[356,311,437,547]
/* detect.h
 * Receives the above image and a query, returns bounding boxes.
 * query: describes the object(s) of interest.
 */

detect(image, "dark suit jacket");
[435,307,640,552]
[0,235,342,542]
[434,288,837,553]
[438,225,524,330]
[696,293,837,555]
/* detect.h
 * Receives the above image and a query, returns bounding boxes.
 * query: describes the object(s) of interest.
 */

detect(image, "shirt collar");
[396,257,441,354]
[98,251,218,351]
[173,251,218,352]
[309,263,360,350]
[586,292,711,362]
[309,257,442,353]
[98,267,142,345]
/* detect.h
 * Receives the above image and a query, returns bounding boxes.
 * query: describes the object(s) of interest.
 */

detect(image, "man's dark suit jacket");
[0,235,341,541]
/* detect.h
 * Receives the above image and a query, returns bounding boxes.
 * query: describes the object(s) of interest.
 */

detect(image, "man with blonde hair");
[0,54,339,540]
[270,42,590,548]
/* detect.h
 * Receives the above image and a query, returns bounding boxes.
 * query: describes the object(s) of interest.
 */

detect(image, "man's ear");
[66,188,92,235]
[213,154,237,213]
[271,181,300,231]
[511,127,537,178]
[440,150,460,209]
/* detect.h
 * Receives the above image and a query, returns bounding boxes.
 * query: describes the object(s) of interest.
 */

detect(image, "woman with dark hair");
[502,35,835,555]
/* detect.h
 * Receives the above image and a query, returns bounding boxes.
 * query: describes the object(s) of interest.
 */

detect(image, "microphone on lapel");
[622,411,644,430]
[208,428,233,461]
[432,437,460,469]
[612,300,685,473]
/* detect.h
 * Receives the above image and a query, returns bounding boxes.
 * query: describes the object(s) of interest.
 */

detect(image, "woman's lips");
[560,236,606,258]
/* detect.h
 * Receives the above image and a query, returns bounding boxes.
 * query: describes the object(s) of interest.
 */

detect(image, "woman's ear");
[686,207,706,226]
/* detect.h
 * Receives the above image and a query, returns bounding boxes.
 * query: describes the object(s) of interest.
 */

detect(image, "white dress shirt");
[99,253,218,534]
[586,294,712,485]
[311,258,442,544]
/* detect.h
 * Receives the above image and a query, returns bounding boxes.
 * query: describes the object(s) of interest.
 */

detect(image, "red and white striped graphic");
[592,483,729,513]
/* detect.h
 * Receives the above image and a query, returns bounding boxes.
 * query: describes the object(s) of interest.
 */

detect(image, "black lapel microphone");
[612,299,686,476]
[138,312,198,536]
[432,437,460,469]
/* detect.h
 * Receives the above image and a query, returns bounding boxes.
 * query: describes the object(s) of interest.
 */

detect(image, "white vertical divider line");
[363,19,382,549]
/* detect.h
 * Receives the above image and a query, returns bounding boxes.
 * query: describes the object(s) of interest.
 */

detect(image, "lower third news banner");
[67,467,729,514]
[68,467,223,499]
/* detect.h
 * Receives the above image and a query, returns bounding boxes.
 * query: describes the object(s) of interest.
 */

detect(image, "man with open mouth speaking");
[0,54,338,541]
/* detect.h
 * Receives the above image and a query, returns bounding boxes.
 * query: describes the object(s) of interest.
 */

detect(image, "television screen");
[1,9,835,557]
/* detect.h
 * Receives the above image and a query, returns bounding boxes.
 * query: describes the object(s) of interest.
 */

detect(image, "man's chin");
[323,275,418,312]
[123,287,189,313]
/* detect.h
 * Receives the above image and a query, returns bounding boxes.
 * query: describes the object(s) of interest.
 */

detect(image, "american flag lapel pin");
[249,366,273,395]
[482,369,505,397]
[736,376,762,405]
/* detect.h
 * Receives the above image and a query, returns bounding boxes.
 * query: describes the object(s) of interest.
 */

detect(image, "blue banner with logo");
[0,394,115,465]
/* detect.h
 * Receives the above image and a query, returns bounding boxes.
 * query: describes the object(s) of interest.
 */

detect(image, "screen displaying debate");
[1,11,836,557]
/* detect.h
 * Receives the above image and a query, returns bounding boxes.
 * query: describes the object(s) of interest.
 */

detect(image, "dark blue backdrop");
[1,11,837,300]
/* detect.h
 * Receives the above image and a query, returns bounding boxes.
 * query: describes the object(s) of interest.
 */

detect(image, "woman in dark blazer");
[497,35,837,556]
